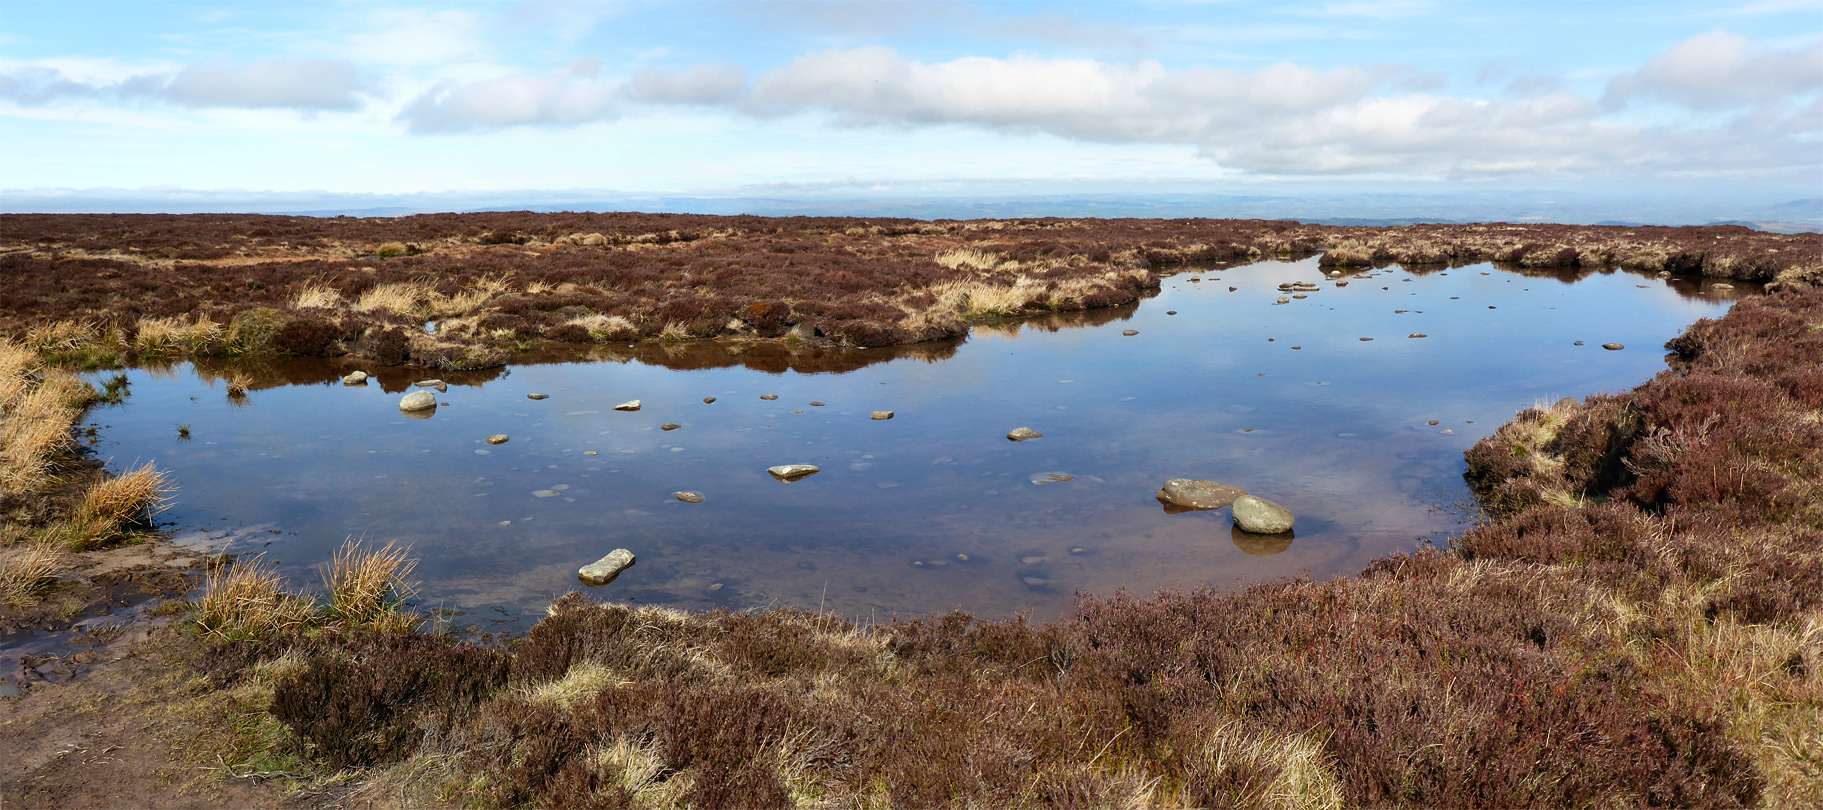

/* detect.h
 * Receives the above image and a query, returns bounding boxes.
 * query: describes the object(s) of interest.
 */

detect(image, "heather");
[5,216,1820,807]
[3,214,1815,371]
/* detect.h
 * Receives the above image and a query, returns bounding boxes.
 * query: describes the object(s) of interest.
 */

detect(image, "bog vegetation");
[4,214,1820,808]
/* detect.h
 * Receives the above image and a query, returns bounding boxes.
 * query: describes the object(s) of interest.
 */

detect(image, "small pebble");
[809,401,825,407]
[871,411,895,420]
[486,434,509,445]
[760,394,779,400]
[527,393,549,400]
[1166,310,1177,315]
[661,423,681,431]
[1603,343,1624,351]
[673,491,704,503]
[703,396,716,403]
[1122,329,1139,336]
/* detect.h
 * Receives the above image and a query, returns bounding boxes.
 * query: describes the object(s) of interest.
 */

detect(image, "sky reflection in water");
[82,258,1746,631]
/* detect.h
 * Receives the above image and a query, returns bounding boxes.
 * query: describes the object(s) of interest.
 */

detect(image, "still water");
[81,258,1748,631]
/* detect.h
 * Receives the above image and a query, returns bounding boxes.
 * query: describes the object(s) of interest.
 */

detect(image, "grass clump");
[0,543,64,607]
[1,339,92,490]
[194,557,318,641]
[68,461,173,549]
[323,539,421,633]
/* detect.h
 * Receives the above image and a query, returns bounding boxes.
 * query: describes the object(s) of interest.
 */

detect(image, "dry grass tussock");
[196,542,423,640]
[134,313,221,355]
[0,543,64,607]
[69,461,173,548]
[1,339,92,490]
[323,538,422,633]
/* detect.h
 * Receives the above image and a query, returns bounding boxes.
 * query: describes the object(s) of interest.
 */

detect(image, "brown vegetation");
[5,214,1813,370]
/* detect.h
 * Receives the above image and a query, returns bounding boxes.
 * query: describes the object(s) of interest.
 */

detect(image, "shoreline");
[3,218,1819,807]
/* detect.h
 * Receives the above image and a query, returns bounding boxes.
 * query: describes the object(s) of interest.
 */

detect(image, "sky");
[2,0,1821,220]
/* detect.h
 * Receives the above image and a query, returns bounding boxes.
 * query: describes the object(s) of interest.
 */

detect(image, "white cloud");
[342,8,487,67]
[0,58,365,111]
[1605,30,1823,109]
[625,64,745,104]
[396,72,619,134]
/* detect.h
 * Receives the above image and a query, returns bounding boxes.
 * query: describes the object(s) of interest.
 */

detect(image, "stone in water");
[578,549,636,586]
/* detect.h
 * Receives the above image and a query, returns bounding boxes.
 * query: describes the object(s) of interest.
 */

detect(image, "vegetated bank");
[2,213,1817,372]
[0,216,1818,807]
[176,284,1820,808]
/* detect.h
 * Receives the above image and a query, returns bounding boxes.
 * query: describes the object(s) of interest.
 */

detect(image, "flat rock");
[613,400,641,411]
[1122,330,1139,336]
[1006,427,1043,442]
[527,393,549,400]
[413,379,443,387]
[398,390,437,412]
[1232,495,1295,534]
[673,491,704,503]
[1156,478,1247,511]
[760,394,779,400]
[871,411,895,420]
[341,371,368,386]
[578,549,636,586]
[1603,343,1624,351]
[768,464,820,482]
[1029,472,1074,485]
[485,434,509,445]
[660,423,680,431]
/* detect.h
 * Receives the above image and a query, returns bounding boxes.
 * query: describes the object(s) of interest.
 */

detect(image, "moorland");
[1,213,1820,808]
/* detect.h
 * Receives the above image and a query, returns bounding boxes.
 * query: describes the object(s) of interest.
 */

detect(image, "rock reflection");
[1231,526,1295,556]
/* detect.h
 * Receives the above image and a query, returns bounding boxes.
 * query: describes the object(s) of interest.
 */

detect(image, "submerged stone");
[1030,472,1074,485]
[578,548,636,586]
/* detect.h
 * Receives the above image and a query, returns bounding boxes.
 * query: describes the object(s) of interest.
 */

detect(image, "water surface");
[80,258,1749,631]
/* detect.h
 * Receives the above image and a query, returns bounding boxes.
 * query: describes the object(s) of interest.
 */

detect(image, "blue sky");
[2,1,1820,217]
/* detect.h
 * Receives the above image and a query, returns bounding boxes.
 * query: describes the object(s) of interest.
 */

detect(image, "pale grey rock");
[341,371,368,386]
[398,390,437,412]
[413,379,443,387]
[613,400,641,411]
[871,411,895,420]
[578,549,636,586]
[1232,495,1295,534]
[1157,479,1247,511]
[673,491,704,503]
[767,464,820,482]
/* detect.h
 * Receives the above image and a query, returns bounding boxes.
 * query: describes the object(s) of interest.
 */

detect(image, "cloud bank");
[0,58,364,111]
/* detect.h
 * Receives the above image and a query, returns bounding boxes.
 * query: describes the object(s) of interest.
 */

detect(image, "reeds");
[134,314,222,356]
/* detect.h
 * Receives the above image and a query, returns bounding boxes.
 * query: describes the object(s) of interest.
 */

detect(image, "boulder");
[1232,495,1295,534]
[398,391,437,412]
[768,464,820,482]
[341,371,368,386]
[578,549,636,586]
[1006,427,1043,442]
[1156,479,1246,511]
